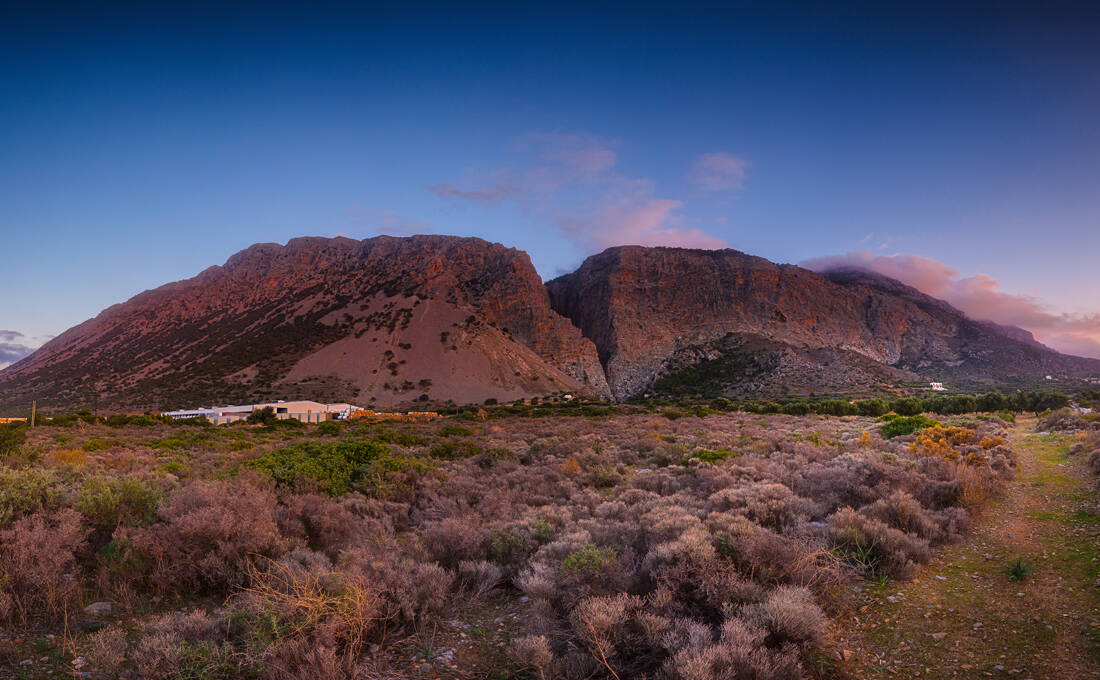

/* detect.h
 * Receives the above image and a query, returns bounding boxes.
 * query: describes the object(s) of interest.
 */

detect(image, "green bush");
[106,414,158,427]
[855,399,890,417]
[889,397,924,417]
[687,448,742,464]
[81,438,116,452]
[247,406,278,426]
[562,544,615,575]
[315,420,342,436]
[440,425,473,437]
[0,423,26,458]
[0,467,65,527]
[880,415,940,439]
[77,476,163,529]
[248,439,390,495]
[429,439,484,460]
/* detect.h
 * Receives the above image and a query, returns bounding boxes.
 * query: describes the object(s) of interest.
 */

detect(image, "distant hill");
[2,237,1097,413]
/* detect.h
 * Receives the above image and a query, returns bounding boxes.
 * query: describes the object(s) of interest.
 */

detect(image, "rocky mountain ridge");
[2,237,1097,413]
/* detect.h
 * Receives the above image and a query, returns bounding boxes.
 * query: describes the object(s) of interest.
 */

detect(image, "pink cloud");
[557,196,727,250]
[802,250,1100,359]
[687,152,750,192]
[428,132,729,253]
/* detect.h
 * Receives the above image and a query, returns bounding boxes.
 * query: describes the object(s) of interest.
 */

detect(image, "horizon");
[3,2,1100,365]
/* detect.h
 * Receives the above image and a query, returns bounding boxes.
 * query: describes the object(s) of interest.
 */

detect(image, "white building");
[163,400,362,425]
[929,382,946,391]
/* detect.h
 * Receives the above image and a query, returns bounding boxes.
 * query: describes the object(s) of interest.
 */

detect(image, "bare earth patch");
[839,416,1100,678]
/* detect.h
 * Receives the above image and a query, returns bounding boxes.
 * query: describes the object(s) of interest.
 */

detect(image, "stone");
[83,601,113,617]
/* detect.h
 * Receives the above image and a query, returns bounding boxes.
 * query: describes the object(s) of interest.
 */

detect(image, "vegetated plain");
[0,399,1097,679]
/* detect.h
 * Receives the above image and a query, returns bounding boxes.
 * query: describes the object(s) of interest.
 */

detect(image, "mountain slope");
[4,239,1097,414]
[547,246,1100,399]
[0,236,609,412]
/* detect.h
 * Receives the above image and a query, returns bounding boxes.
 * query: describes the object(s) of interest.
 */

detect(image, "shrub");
[890,397,924,416]
[0,508,89,623]
[741,585,827,647]
[856,399,889,417]
[827,507,930,578]
[880,414,940,439]
[247,406,278,426]
[0,423,26,458]
[688,448,741,464]
[0,467,65,527]
[563,544,616,575]
[78,475,163,529]
[458,560,502,596]
[82,437,115,452]
[83,627,128,675]
[1037,408,1085,431]
[248,439,389,495]
[440,425,473,437]
[123,479,288,591]
[708,483,812,531]
[429,439,484,460]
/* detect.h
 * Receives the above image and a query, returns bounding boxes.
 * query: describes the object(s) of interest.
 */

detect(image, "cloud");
[555,186,727,250]
[802,250,1100,359]
[426,181,521,205]
[429,132,731,252]
[687,152,750,192]
[0,330,36,369]
[343,207,430,236]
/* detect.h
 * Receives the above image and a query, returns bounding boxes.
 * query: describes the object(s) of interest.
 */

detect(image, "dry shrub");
[0,508,88,623]
[668,617,802,680]
[858,491,948,544]
[130,609,229,679]
[708,513,841,590]
[342,546,454,627]
[740,585,827,648]
[826,507,930,578]
[123,478,288,592]
[511,634,555,676]
[420,516,486,568]
[276,493,359,555]
[237,552,385,665]
[46,447,88,467]
[910,426,976,460]
[458,559,502,596]
[1037,408,1086,431]
[707,483,812,532]
[83,626,128,675]
[979,435,1005,450]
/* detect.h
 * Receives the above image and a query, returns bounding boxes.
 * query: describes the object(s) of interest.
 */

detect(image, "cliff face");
[0,235,609,412]
[547,246,1100,399]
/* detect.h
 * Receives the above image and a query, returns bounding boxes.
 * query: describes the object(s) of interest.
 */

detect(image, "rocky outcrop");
[0,236,609,412]
[548,246,1100,399]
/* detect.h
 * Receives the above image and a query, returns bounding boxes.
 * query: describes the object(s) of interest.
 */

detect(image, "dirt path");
[837,416,1100,679]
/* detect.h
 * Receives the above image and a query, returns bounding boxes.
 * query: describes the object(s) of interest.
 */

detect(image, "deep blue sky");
[2,2,1099,362]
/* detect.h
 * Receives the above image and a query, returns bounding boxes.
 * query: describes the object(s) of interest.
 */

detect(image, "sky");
[2,1,1099,367]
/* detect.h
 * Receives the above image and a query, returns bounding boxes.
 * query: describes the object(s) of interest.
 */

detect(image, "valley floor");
[839,416,1100,679]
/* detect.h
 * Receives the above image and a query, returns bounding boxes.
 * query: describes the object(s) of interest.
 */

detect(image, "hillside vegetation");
[0,400,1052,679]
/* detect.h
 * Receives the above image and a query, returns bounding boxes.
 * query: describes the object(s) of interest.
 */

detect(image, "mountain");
[0,236,609,412]
[3,238,1098,413]
[546,246,1100,399]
